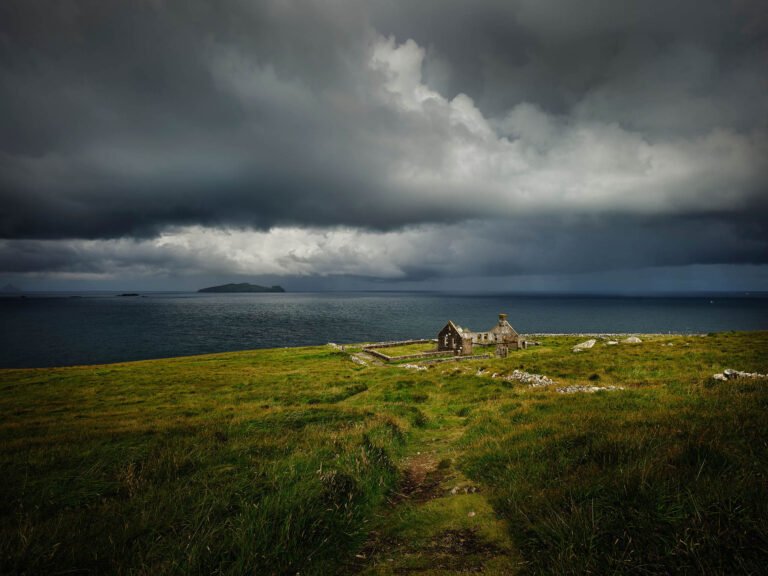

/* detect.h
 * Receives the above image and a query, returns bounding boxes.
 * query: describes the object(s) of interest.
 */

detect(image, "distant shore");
[198,282,285,293]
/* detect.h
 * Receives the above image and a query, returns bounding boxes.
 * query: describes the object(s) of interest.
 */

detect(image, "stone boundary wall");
[364,349,393,361]
[388,350,453,361]
[365,348,451,362]
[362,339,436,350]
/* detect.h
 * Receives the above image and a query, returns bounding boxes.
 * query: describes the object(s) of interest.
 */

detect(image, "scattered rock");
[499,369,555,387]
[715,368,767,380]
[450,484,480,496]
[350,355,368,366]
[401,363,427,371]
[556,385,624,394]
[467,511,476,518]
[622,336,643,344]
[572,339,596,352]
[606,340,618,345]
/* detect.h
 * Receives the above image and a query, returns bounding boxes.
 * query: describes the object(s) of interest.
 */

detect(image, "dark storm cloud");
[390,214,768,281]
[0,0,766,281]
[0,0,390,237]
[371,0,768,126]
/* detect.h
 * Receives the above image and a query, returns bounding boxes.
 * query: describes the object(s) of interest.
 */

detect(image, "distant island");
[198,283,285,293]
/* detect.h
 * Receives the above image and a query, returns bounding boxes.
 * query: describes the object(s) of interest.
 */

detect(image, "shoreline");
[2,331,762,371]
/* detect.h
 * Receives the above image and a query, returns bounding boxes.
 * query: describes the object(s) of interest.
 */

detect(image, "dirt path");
[352,429,522,575]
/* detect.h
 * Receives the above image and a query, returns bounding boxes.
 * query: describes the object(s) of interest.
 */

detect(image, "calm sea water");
[1,292,766,368]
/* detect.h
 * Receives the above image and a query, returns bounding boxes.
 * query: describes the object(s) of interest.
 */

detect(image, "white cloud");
[3,211,765,283]
[369,36,766,218]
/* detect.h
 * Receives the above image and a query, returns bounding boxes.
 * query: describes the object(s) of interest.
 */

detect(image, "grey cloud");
[2,214,765,283]
[370,0,766,121]
[390,215,768,281]
[0,0,766,282]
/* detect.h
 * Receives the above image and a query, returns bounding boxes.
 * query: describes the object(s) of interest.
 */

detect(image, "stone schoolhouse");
[437,313,524,357]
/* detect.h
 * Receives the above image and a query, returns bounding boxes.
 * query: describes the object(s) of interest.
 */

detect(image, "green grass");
[369,342,438,357]
[1,332,767,574]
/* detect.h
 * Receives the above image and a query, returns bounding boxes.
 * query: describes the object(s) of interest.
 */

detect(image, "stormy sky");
[1,0,767,291]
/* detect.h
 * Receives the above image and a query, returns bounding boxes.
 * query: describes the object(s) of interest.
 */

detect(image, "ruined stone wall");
[366,349,452,362]
[471,332,496,344]
[461,335,473,355]
[363,338,435,350]
[438,324,463,352]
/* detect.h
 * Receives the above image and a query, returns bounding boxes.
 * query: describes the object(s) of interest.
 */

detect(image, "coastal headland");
[2,332,767,574]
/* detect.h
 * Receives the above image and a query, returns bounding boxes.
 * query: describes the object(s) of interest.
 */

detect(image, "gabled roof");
[489,319,518,336]
[444,320,470,335]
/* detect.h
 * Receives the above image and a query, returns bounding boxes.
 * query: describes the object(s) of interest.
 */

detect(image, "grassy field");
[366,342,439,357]
[1,332,767,574]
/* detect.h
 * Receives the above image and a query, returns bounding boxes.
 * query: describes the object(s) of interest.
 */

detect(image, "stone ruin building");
[438,313,524,358]
[437,321,474,356]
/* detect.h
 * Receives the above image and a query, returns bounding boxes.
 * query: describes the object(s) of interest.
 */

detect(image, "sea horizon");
[3,288,768,298]
[2,291,766,369]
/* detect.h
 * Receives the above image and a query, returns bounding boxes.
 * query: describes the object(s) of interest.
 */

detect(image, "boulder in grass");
[557,385,624,394]
[720,368,768,380]
[622,336,643,344]
[573,339,596,352]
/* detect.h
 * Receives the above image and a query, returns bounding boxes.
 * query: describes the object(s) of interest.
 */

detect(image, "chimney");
[499,313,507,324]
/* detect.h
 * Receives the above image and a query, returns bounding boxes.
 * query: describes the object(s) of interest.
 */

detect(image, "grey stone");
[401,363,427,371]
[502,369,555,387]
[573,339,596,352]
[556,385,624,394]
[718,368,767,380]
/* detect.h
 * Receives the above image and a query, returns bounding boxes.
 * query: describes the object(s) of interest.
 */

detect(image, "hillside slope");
[1,332,767,574]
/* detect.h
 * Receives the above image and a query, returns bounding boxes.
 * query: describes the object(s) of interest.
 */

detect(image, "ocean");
[1,291,766,368]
